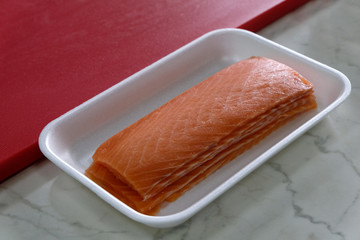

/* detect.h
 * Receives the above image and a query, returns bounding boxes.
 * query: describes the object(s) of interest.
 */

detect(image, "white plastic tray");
[39,29,351,228]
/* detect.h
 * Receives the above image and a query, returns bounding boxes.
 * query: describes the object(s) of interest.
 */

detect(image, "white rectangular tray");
[39,29,351,228]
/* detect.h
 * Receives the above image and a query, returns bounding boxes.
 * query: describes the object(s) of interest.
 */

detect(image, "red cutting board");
[0,0,310,181]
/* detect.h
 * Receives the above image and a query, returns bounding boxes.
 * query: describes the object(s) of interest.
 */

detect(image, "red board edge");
[240,0,312,31]
[0,143,42,182]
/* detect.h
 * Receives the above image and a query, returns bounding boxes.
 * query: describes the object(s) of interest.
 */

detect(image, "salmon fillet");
[85,56,317,215]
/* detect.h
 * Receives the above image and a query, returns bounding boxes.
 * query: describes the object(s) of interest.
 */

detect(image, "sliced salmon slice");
[85,56,317,215]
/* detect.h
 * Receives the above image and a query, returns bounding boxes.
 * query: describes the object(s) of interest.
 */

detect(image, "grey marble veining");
[1,0,360,239]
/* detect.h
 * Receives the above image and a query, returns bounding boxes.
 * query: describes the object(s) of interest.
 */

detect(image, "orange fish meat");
[85,56,317,215]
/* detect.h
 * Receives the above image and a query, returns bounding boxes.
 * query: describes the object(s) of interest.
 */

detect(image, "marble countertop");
[1,0,359,239]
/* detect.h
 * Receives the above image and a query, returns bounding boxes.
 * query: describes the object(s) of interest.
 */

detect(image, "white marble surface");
[1,0,360,239]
